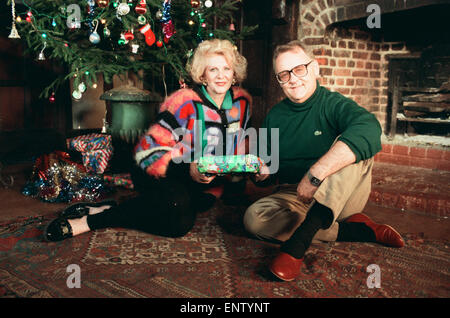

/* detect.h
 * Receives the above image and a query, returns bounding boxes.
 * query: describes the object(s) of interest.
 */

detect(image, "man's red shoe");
[269,252,303,281]
[345,213,405,248]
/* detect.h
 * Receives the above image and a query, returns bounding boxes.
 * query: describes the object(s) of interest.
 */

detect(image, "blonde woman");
[44,39,253,241]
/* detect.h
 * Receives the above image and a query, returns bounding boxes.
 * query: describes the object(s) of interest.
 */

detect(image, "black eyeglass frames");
[276,60,314,84]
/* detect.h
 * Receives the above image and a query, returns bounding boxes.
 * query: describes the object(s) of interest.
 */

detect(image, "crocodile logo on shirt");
[314,130,322,136]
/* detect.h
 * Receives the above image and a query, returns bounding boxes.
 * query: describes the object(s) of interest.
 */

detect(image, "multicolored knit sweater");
[134,86,252,178]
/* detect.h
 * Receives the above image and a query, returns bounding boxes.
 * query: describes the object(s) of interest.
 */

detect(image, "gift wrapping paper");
[197,154,263,175]
[67,133,113,174]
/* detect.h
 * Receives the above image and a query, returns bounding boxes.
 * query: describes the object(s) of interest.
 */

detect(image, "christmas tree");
[7,0,257,99]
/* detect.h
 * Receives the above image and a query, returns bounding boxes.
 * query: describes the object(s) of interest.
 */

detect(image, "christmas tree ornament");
[137,15,147,25]
[161,0,175,43]
[37,42,47,61]
[72,90,82,100]
[78,82,87,93]
[89,20,101,44]
[131,43,140,54]
[96,0,110,7]
[124,30,134,41]
[118,33,127,45]
[49,92,56,103]
[8,0,21,39]
[135,0,147,14]
[155,9,163,20]
[204,0,213,8]
[156,39,163,47]
[162,20,175,43]
[103,25,111,37]
[140,23,156,46]
[89,31,100,44]
[229,22,235,31]
[161,0,172,22]
[191,0,200,8]
[87,1,96,32]
[117,1,130,15]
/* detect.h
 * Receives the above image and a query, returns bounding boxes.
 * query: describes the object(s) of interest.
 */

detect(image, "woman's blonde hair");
[187,39,248,85]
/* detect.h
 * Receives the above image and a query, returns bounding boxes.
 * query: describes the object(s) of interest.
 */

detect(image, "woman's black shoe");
[44,218,73,242]
[60,199,117,219]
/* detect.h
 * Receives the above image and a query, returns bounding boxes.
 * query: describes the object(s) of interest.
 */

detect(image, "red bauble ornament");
[135,0,147,14]
[49,93,56,103]
[156,40,163,47]
[124,31,134,41]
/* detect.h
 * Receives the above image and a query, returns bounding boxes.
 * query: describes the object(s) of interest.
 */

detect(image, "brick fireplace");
[295,0,450,171]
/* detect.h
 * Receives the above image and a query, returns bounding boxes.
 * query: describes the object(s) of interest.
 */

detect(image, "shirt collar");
[201,86,233,110]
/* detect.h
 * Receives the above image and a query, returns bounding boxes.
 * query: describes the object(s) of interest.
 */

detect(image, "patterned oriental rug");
[1,203,449,298]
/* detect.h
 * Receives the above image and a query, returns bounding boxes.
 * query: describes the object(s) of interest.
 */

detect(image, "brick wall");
[375,143,450,171]
[296,0,450,170]
[309,27,410,129]
[297,0,411,130]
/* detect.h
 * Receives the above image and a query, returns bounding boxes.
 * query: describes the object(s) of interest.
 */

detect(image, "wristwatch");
[307,170,322,187]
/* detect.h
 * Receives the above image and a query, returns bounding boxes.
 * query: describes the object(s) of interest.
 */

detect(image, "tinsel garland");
[22,151,111,203]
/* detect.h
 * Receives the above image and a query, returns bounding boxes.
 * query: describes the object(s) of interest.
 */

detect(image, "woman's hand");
[254,164,271,182]
[190,162,216,184]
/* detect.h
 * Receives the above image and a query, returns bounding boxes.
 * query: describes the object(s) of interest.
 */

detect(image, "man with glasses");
[244,40,404,282]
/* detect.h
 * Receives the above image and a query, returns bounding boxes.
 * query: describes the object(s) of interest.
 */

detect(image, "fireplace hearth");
[388,45,450,138]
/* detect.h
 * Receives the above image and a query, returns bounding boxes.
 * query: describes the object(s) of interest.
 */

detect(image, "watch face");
[307,171,322,186]
[310,177,321,186]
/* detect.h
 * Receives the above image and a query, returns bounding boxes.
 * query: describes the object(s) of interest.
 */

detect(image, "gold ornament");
[8,0,21,39]
[96,0,110,8]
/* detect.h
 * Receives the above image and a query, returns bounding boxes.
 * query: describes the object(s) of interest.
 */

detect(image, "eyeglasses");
[276,61,313,84]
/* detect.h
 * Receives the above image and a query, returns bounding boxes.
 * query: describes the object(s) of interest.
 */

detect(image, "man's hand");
[190,162,216,184]
[254,164,271,182]
[296,174,318,204]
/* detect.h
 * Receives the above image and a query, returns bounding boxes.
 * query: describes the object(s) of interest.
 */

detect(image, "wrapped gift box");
[67,133,113,174]
[197,154,263,175]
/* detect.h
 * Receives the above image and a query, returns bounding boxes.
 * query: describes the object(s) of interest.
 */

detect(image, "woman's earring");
[232,78,236,85]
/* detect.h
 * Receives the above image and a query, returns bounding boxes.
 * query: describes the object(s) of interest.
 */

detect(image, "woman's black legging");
[86,163,207,238]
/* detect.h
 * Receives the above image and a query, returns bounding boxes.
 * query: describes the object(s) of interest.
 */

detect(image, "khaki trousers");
[243,158,374,243]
